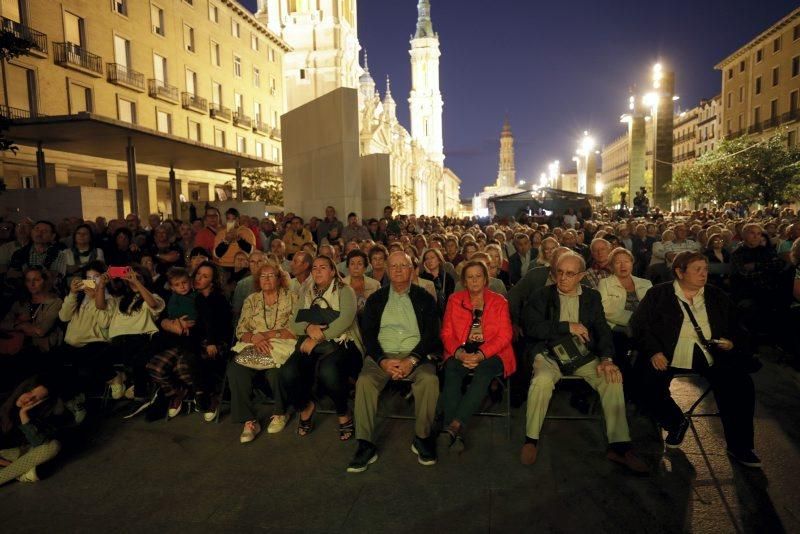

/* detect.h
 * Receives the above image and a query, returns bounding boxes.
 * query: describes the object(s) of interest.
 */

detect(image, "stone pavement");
[2,356,799,534]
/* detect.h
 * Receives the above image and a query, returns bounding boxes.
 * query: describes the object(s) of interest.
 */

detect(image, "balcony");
[210,103,231,122]
[1,17,47,57]
[148,79,179,103]
[253,120,269,135]
[0,105,45,120]
[181,92,208,113]
[233,111,252,129]
[270,127,281,140]
[53,42,103,77]
[107,63,144,91]
[781,109,799,123]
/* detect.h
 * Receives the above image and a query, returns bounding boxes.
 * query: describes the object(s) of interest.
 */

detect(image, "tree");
[670,132,800,207]
[0,30,36,156]
[390,185,415,213]
[229,167,284,206]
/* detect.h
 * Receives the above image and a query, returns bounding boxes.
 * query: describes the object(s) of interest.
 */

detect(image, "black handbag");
[547,334,595,375]
[295,296,340,325]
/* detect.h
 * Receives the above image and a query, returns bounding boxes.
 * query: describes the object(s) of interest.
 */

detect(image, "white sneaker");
[66,394,87,424]
[109,383,125,400]
[17,467,39,483]
[240,420,262,443]
[267,415,288,434]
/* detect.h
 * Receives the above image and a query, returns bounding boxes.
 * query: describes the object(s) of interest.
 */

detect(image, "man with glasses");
[519,252,648,474]
[348,251,441,473]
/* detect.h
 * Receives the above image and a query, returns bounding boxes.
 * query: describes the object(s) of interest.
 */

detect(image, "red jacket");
[441,289,516,377]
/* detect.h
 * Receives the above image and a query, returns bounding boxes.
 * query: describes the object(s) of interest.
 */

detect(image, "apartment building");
[0,0,289,218]
[716,7,800,148]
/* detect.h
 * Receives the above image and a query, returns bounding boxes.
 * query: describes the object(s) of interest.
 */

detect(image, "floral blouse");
[236,288,297,341]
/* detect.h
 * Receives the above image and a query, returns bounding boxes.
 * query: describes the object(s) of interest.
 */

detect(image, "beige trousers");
[525,354,631,443]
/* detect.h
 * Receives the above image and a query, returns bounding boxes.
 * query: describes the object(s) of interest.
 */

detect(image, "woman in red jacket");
[439,259,515,453]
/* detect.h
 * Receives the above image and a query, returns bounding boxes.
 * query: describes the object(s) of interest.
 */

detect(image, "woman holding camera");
[439,259,514,453]
[631,251,760,467]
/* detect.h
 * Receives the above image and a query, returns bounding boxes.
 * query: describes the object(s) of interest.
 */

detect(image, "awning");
[5,112,278,170]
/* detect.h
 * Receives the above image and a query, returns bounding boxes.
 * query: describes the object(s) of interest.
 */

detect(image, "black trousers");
[280,340,362,416]
[442,356,504,427]
[640,347,755,451]
[56,342,114,398]
[106,334,155,396]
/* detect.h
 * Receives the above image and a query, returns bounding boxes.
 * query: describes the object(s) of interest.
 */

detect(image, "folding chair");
[544,375,602,421]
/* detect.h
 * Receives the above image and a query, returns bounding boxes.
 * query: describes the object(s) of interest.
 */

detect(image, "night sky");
[242,0,799,198]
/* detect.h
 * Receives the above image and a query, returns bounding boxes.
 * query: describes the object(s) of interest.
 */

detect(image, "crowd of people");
[1,200,798,483]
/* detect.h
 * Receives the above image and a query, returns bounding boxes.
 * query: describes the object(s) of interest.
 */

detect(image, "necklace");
[263,291,280,330]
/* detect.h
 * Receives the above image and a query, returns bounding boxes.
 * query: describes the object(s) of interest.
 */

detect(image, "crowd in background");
[0,199,798,483]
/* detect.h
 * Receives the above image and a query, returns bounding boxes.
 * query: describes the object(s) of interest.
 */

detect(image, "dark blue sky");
[243,0,799,197]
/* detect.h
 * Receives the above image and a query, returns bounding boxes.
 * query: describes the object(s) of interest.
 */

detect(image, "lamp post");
[575,131,597,195]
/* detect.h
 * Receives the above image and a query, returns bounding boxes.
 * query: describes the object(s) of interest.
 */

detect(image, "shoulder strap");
[679,299,712,349]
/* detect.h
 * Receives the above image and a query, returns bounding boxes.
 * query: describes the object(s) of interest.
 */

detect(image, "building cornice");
[714,7,799,69]
[224,0,292,52]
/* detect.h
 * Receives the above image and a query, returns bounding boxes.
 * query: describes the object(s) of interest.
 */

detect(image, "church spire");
[414,0,435,39]
[384,76,393,100]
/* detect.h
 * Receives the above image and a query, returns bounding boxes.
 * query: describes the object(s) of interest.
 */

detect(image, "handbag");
[295,295,340,325]
[547,334,595,375]
[232,338,296,370]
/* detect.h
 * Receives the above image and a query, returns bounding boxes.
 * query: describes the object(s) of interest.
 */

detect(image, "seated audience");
[343,249,380,315]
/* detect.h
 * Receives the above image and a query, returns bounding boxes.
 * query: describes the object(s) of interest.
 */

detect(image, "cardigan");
[440,289,516,377]
[361,284,440,364]
[597,275,652,328]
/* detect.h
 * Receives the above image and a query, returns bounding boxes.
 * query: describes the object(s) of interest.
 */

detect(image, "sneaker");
[167,390,187,419]
[123,391,157,420]
[66,394,87,424]
[347,440,378,473]
[607,448,650,475]
[109,383,125,400]
[664,417,690,449]
[520,443,538,465]
[240,420,262,443]
[267,414,288,434]
[410,436,437,466]
[202,397,220,423]
[727,449,762,468]
[17,467,39,483]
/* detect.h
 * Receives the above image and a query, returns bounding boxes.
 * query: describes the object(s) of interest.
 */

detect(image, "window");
[253,67,261,87]
[753,106,760,125]
[272,146,280,163]
[255,142,264,158]
[269,76,276,95]
[253,102,261,122]
[739,60,745,72]
[789,130,797,148]
[739,86,743,103]
[272,109,278,127]
[231,19,240,37]
[113,35,131,68]
[726,119,731,135]
[183,24,195,52]
[299,69,306,80]
[156,110,171,133]
[234,92,243,113]
[113,0,128,16]
[233,55,241,77]
[6,64,37,115]
[738,114,743,130]
[208,2,218,22]
[118,97,136,124]
[773,36,781,53]
[770,99,778,118]
[214,127,225,148]
[250,34,259,51]
[772,66,779,86]
[211,41,220,66]
[188,119,201,141]
[269,48,276,62]
[791,90,799,112]
[727,68,733,80]
[185,68,197,95]
[755,76,762,95]
[794,24,800,41]
[792,56,799,78]
[726,92,732,108]
[756,48,763,63]
[236,135,246,153]
[69,82,92,113]
[64,11,85,47]
[153,53,167,83]
[211,81,222,106]
[151,4,164,36]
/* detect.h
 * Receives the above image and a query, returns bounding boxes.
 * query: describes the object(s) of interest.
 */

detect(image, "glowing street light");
[539,172,548,187]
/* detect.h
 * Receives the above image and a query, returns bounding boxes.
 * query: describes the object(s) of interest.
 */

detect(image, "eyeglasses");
[259,273,277,279]
[556,269,581,279]
[389,264,411,270]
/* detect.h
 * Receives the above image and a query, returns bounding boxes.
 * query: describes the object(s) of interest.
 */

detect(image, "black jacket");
[630,281,748,366]
[361,284,441,364]
[522,284,614,359]
[509,249,539,285]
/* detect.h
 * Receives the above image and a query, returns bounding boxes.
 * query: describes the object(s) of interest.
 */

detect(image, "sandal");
[297,403,316,437]
[338,418,355,441]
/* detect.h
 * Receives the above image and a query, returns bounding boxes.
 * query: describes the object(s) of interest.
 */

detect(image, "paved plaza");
[2,352,799,534]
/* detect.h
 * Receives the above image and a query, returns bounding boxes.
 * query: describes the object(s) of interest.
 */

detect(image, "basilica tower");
[409,0,444,167]
[496,117,516,188]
